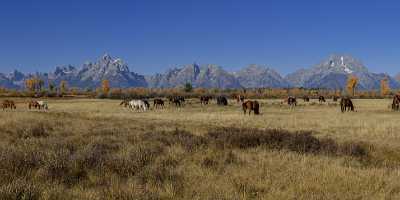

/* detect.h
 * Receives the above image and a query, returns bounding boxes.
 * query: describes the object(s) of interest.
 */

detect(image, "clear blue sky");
[1,0,400,75]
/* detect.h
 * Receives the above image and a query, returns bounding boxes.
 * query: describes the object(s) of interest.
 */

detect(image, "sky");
[1,0,400,76]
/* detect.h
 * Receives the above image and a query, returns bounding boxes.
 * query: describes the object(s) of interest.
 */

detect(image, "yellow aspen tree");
[102,79,110,94]
[60,81,68,94]
[346,75,358,96]
[380,77,390,97]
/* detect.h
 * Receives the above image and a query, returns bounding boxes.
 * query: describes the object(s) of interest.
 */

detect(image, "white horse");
[37,101,48,110]
[128,100,148,112]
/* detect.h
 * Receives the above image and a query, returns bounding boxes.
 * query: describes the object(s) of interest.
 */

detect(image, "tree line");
[0,75,395,99]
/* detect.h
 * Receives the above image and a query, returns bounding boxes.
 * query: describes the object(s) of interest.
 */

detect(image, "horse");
[37,101,48,110]
[303,96,310,102]
[153,99,164,109]
[242,100,260,115]
[129,100,148,112]
[333,96,339,102]
[200,96,213,105]
[120,99,130,107]
[217,96,228,106]
[142,99,150,109]
[392,94,400,111]
[28,100,40,109]
[318,96,326,103]
[340,97,355,112]
[1,100,16,110]
[287,96,297,108]
[169,96,184,107]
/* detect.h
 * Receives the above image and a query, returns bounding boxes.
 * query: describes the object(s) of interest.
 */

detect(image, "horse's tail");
[254,101,260,115]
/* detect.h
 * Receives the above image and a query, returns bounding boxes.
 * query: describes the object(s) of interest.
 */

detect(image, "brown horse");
[242,100,260,115]
[303,96,310,102]
[169,96,184,107]
[2,100,16,110]
[120,99,130,107]
[392,94,400,111]
[28,100,40,109]
[318,96,326,103]
[287,96,297,107]
[153,98,164,109]
[200,96,213,105]
[340,97,355,112]
[333,96,339,102]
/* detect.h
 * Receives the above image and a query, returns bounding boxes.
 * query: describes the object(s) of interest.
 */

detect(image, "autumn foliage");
[102,80,110,94]
[380,77,390,97]
[346,75,358,96]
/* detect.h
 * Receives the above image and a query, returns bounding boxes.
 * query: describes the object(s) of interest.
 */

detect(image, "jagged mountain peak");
[54,65,77,76]
[285,54,399,90]
[235,64,289,88]
[7,70,26,81]
[317,54,368,74]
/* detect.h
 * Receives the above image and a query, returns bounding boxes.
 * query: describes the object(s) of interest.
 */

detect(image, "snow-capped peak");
[343,64,353,74]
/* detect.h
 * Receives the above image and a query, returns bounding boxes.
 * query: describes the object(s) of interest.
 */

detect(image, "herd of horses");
[1,100,48,111]
[116,94,360,115]
[1,94,399,115]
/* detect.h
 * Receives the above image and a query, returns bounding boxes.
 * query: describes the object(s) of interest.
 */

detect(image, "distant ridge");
[0,54,399,90]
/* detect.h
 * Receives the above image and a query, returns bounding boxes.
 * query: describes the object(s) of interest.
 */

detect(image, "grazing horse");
[29,100,40,109]
[242,100,260,115]
[200,96,213,105]
[120,99,130,107]
[333,96,339,102]
[217,96,228,106]
[1,100,16,110]
[318,96,326,103]
[303,96,310,102]
[142,100,150,109]
[340,97,355,112]
[169,96,184,107]
[37,101,48,110]
[287,96,297,108]
[129,100,149,112]
[153,99,165,109]
[392,94,400,111]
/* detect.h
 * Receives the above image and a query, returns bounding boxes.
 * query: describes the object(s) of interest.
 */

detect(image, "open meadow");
[1,97,400,199]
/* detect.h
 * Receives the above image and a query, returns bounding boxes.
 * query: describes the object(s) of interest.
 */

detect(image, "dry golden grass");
[1,97,400,199]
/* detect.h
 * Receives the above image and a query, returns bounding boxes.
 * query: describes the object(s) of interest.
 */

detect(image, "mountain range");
[0,54,399,90]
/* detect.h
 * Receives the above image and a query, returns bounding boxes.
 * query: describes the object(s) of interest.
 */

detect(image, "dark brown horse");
[242,100,260,115]
[2,100,16,110]
[153,98,164,109]
[287,96,297,108]
[333,96,339,102]
[169,96,184,107]
[217,96,228,106]
[28,100,40,109]
[318,96,326,103]
[200,96,213,105]
[340,97,355,112]
[303,96,310,102]
[392,94,400,111]
[120,99,130,107]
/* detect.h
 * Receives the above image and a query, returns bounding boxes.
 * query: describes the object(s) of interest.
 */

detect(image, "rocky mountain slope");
[234,64,290,88]
[0,54,399,90]
[285,54,400,90]
[146,63,241,89]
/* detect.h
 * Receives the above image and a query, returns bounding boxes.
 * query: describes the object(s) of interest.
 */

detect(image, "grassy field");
[1,98,400,199]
